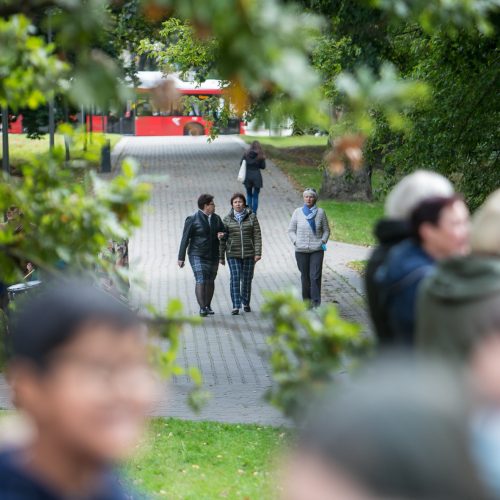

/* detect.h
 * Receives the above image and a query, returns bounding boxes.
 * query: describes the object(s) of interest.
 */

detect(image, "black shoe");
[231,308,240,315]
[200,307,209,317]
[243,305,251,313]
[206,306,215,315]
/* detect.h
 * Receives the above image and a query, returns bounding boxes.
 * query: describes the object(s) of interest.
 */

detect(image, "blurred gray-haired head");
[298,355,489,499]
[385,170,454,219]
[471,189,500,255]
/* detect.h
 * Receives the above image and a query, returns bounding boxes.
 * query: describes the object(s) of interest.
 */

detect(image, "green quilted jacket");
[220,208,262,262]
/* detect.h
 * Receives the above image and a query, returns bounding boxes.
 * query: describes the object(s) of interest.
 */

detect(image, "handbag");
[237,159,247,183]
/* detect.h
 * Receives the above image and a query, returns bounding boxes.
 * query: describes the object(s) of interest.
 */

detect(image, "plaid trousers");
[227,257,255,309]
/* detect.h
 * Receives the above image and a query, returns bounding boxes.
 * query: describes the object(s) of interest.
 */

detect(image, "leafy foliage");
[0,15,67,110]
[0,132,150,283]
[138,18,219,82]
[374,0,500,34]
[262,290,373,421]
[138,2,328,126]
[373,27,500,208]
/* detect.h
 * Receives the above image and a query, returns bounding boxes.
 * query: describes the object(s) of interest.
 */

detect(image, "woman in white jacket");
[288,188,330,307]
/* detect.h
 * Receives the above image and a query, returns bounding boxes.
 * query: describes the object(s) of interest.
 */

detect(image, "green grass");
[125,418,289,499]
[242,134,327,148]
[346,260,368,276]
[322,201,383,246]
[1,133,122,169]
[241,135,383,246]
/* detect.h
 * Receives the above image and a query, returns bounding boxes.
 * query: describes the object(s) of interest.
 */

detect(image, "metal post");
[2,105,9,175]
[81,105,87,152]
[89,106,93,143]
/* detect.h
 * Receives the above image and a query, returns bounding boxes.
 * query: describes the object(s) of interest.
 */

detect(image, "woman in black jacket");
[242,141,266,215]
[178,194,225,317]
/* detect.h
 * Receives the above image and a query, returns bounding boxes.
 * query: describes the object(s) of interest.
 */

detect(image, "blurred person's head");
[7,283,158,465]
[411,195,470,259]
[470,189,500,256]
[282,357,489,500]
[384,170,454,220]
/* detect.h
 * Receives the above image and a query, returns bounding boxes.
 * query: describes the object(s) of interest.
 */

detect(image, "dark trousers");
[295,251,324,306]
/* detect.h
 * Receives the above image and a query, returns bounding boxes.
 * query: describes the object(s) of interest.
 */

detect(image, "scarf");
[302,204,318,233]
[234,209,245,224]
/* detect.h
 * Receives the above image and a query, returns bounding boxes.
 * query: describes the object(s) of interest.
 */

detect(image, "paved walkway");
[123,136,369,425]
[0,136,371,426]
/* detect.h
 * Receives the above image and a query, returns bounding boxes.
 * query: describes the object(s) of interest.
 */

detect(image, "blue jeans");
[246,187,260,214]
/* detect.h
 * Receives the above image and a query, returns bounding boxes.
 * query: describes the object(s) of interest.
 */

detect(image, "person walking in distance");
[220,193,262,315]
[288,188,330,308]
[241,141,266,215]
[178,194,225,317]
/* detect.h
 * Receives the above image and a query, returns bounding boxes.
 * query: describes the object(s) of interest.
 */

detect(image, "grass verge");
[125,418,289,500]
[242,135,383,246]
[1,133,122,169]
[346,260,367,276]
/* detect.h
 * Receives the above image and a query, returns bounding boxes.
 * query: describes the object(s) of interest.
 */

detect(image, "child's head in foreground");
[7,282,157,464]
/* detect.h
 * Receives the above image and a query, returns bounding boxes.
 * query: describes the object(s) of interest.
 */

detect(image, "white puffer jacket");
[288,207,330,253]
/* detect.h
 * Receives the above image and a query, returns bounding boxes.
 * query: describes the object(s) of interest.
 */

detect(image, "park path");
[120,136,369,426]
[0,136,370,426]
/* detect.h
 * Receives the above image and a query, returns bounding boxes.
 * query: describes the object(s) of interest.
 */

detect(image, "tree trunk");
[320,165,373,201]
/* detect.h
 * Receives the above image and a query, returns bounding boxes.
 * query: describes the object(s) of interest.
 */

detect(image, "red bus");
[127,72,245,137]
[9,72,245,137]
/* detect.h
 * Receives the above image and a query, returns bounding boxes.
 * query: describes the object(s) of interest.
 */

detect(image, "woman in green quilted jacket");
[220,193,262,315]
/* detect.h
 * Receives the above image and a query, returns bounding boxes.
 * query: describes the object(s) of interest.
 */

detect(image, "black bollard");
[100,140,111,173]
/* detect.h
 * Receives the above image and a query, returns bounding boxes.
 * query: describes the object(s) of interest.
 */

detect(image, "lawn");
[242,134,384,246]
[346,260,368,276]
[125,418,289,499]
[1,133,123,169]
[243,134,328,148]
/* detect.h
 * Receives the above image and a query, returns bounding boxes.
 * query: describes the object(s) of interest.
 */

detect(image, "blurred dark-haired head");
[9,283,140,369]
[283,356,490,500]
[411,195,470,259]
[7,282,157,463]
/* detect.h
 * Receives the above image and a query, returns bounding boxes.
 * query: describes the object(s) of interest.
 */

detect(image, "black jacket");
[178,210,225,261]
[242,150,266,189]
[365,218,411,344]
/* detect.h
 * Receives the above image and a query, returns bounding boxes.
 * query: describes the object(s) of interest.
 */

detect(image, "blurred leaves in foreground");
[262,289,373,421]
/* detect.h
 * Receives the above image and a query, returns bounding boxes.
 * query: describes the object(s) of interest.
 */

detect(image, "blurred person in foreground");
[375,194,470,345]
[0,283,158,499]
[365,171,454,344]
[417,189,500,360]
[415,190,500,496]
[282,357,492,500]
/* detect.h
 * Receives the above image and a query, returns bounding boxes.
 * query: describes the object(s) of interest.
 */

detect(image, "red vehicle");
[131,72,245,137]
[6,73,245,137]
